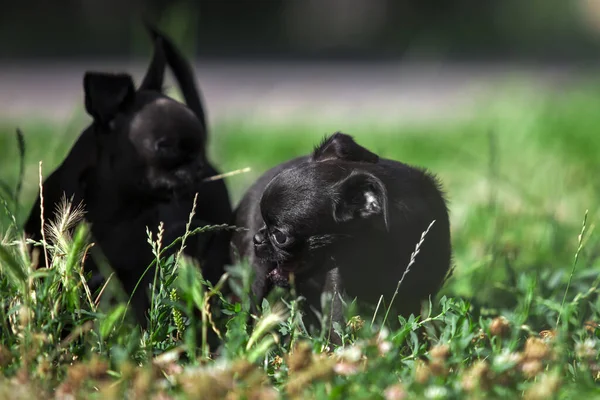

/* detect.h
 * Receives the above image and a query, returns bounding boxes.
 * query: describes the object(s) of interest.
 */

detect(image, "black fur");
[231,132,451,344]
[24,24,232,326]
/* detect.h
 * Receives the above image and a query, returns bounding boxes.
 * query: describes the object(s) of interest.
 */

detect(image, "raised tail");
[139,35,167,93]
[144,21,208,142]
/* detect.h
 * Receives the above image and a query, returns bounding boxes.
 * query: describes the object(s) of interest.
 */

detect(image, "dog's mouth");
[266,259,315,288]
[267,267,291,287]
[144,164,204,199]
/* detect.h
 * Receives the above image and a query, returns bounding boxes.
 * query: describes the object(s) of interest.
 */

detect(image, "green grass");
[0,81,600,398]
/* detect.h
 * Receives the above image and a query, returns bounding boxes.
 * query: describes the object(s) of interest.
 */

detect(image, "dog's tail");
[144,22,208,141]
[139,36,167,93]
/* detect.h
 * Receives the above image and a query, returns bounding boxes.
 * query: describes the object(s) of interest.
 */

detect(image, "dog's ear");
[312,132,379,163]
[139,36,166,92]
[333,171,389,230]
[84,72,135,126]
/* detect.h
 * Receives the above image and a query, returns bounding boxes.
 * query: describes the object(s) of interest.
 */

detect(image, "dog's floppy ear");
[84,72,135,126]
[312,132,379,163]
[139,36,166,92]
[333,171,389,230]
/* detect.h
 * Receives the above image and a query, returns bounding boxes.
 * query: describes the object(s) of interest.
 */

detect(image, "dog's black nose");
[253,231,266,246]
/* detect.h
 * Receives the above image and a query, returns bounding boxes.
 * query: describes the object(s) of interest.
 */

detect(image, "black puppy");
[232,133,451,343]
[24,25,232,325]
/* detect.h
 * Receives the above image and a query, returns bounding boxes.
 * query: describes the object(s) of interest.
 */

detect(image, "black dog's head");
[83,26,210,201]
[253,132,389,285]
[84,72,206,199]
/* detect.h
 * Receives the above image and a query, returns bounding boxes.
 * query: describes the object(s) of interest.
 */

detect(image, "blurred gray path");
[0,61,595,126]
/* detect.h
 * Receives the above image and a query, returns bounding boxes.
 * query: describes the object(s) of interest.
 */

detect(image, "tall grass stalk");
[556,209,588,326]
[380,220,436,333]
[37,161,49,270]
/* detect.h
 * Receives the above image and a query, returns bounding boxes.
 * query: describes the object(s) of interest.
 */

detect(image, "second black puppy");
[232,133,451,343]
[24,25,232,325]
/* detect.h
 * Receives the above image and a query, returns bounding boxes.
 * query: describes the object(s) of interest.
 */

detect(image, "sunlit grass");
[0,81,599,398]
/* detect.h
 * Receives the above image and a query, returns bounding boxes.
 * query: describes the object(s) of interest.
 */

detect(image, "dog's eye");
[272,229,288,246]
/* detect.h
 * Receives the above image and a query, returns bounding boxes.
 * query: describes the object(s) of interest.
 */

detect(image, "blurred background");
[3,0,600,60]
[3,0,600,124]
[2,0,600,311]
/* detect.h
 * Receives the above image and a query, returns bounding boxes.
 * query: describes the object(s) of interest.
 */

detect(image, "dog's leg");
[249,258,272,315]
[322,267,345,346]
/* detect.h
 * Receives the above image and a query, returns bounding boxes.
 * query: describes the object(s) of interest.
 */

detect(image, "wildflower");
[539,330,557,343]
[415,360,431,384]
[36,357,51,379]
[271,355,283,370]
[0,346,12,368]
[523,372,561,400]
[378,326,390,341]
[584,320,599,334]
[132,367,154,398]
[461,360,493,392]
[429,344,450,361]
[575,338,597,360]
[334,361,360,376]
[378,340,393,356]
[54,381,76,400]
[285,358,336,397]
[590,363,600,381]
[429,359,448,377]
[490,316,511,338]
[384,383,407,400]
[152,392,175,400]
[18,305,31,328]
[337,345,363,363]
[66,363,88,388]
[520,360,543,379]
[230,359,256,379]
[523,337,551,361]
[471,329,486,344]
[120,361,136,381]
[424,385,449,399]
[88,354,109,379]
[347,315,364,332]
[287,341,313,373]
[246,387,279,400]
[493,349,522,370]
